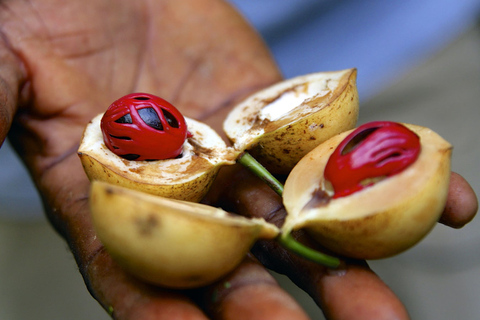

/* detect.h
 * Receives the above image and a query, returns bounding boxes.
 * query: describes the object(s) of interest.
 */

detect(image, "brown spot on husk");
[135,214,160,236]
[303,187,331,211]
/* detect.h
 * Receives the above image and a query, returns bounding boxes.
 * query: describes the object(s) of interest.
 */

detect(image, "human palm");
[0,0,476,319]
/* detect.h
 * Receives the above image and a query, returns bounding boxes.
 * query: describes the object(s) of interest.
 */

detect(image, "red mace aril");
[101,93,192,161]
[324,121,421,198]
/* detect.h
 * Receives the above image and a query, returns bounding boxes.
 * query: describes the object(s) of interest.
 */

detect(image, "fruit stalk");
[237,152,284,196]
[277,233,341,268]
[237,151,341,267]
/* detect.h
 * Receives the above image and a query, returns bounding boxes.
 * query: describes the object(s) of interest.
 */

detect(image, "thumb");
[0,43,25,146]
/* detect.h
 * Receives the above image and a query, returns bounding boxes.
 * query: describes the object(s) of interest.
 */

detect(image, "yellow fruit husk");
[78,114,236,202]
[90,181,279,288]
[282,124,452,259]
[223,69,359,174]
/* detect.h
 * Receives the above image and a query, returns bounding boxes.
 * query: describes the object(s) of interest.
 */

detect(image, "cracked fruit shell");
[223,68,359,174]
[78,113,236,202]
[282,124,452,259]
[89,181,279,288]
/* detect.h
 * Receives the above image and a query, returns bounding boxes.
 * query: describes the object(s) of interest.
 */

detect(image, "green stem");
[237,151,340,268]
[277,233,341,268]
[237,152,284,196]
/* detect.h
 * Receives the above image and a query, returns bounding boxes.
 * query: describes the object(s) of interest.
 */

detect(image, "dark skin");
[0,0,477,319]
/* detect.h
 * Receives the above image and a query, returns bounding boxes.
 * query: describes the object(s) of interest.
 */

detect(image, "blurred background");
[1,0,479,319]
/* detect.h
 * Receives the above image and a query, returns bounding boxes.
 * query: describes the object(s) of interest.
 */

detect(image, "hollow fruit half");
[223,69,359,174]
[78,114,236,202]
[89,181,279,288]
[282,123,452,259]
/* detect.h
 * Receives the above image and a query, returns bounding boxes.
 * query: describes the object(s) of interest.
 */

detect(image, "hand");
[0,1,476,319]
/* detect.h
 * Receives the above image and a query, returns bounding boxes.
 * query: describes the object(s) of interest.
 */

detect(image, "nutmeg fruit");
[282,123,452,259]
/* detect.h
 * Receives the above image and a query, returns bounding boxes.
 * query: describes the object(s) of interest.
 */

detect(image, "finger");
[253,235,409,320]
[439,172,478,228]
[0,40,26,146]
[224,168,409,320]
[85,248,209,320]
[312,262,408,320]
[197,255,310,320]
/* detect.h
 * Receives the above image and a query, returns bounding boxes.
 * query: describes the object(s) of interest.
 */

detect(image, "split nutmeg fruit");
[78,93,236,202]
[282,122,452,259]
[224,68,359,174]
[78,71,356,288]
